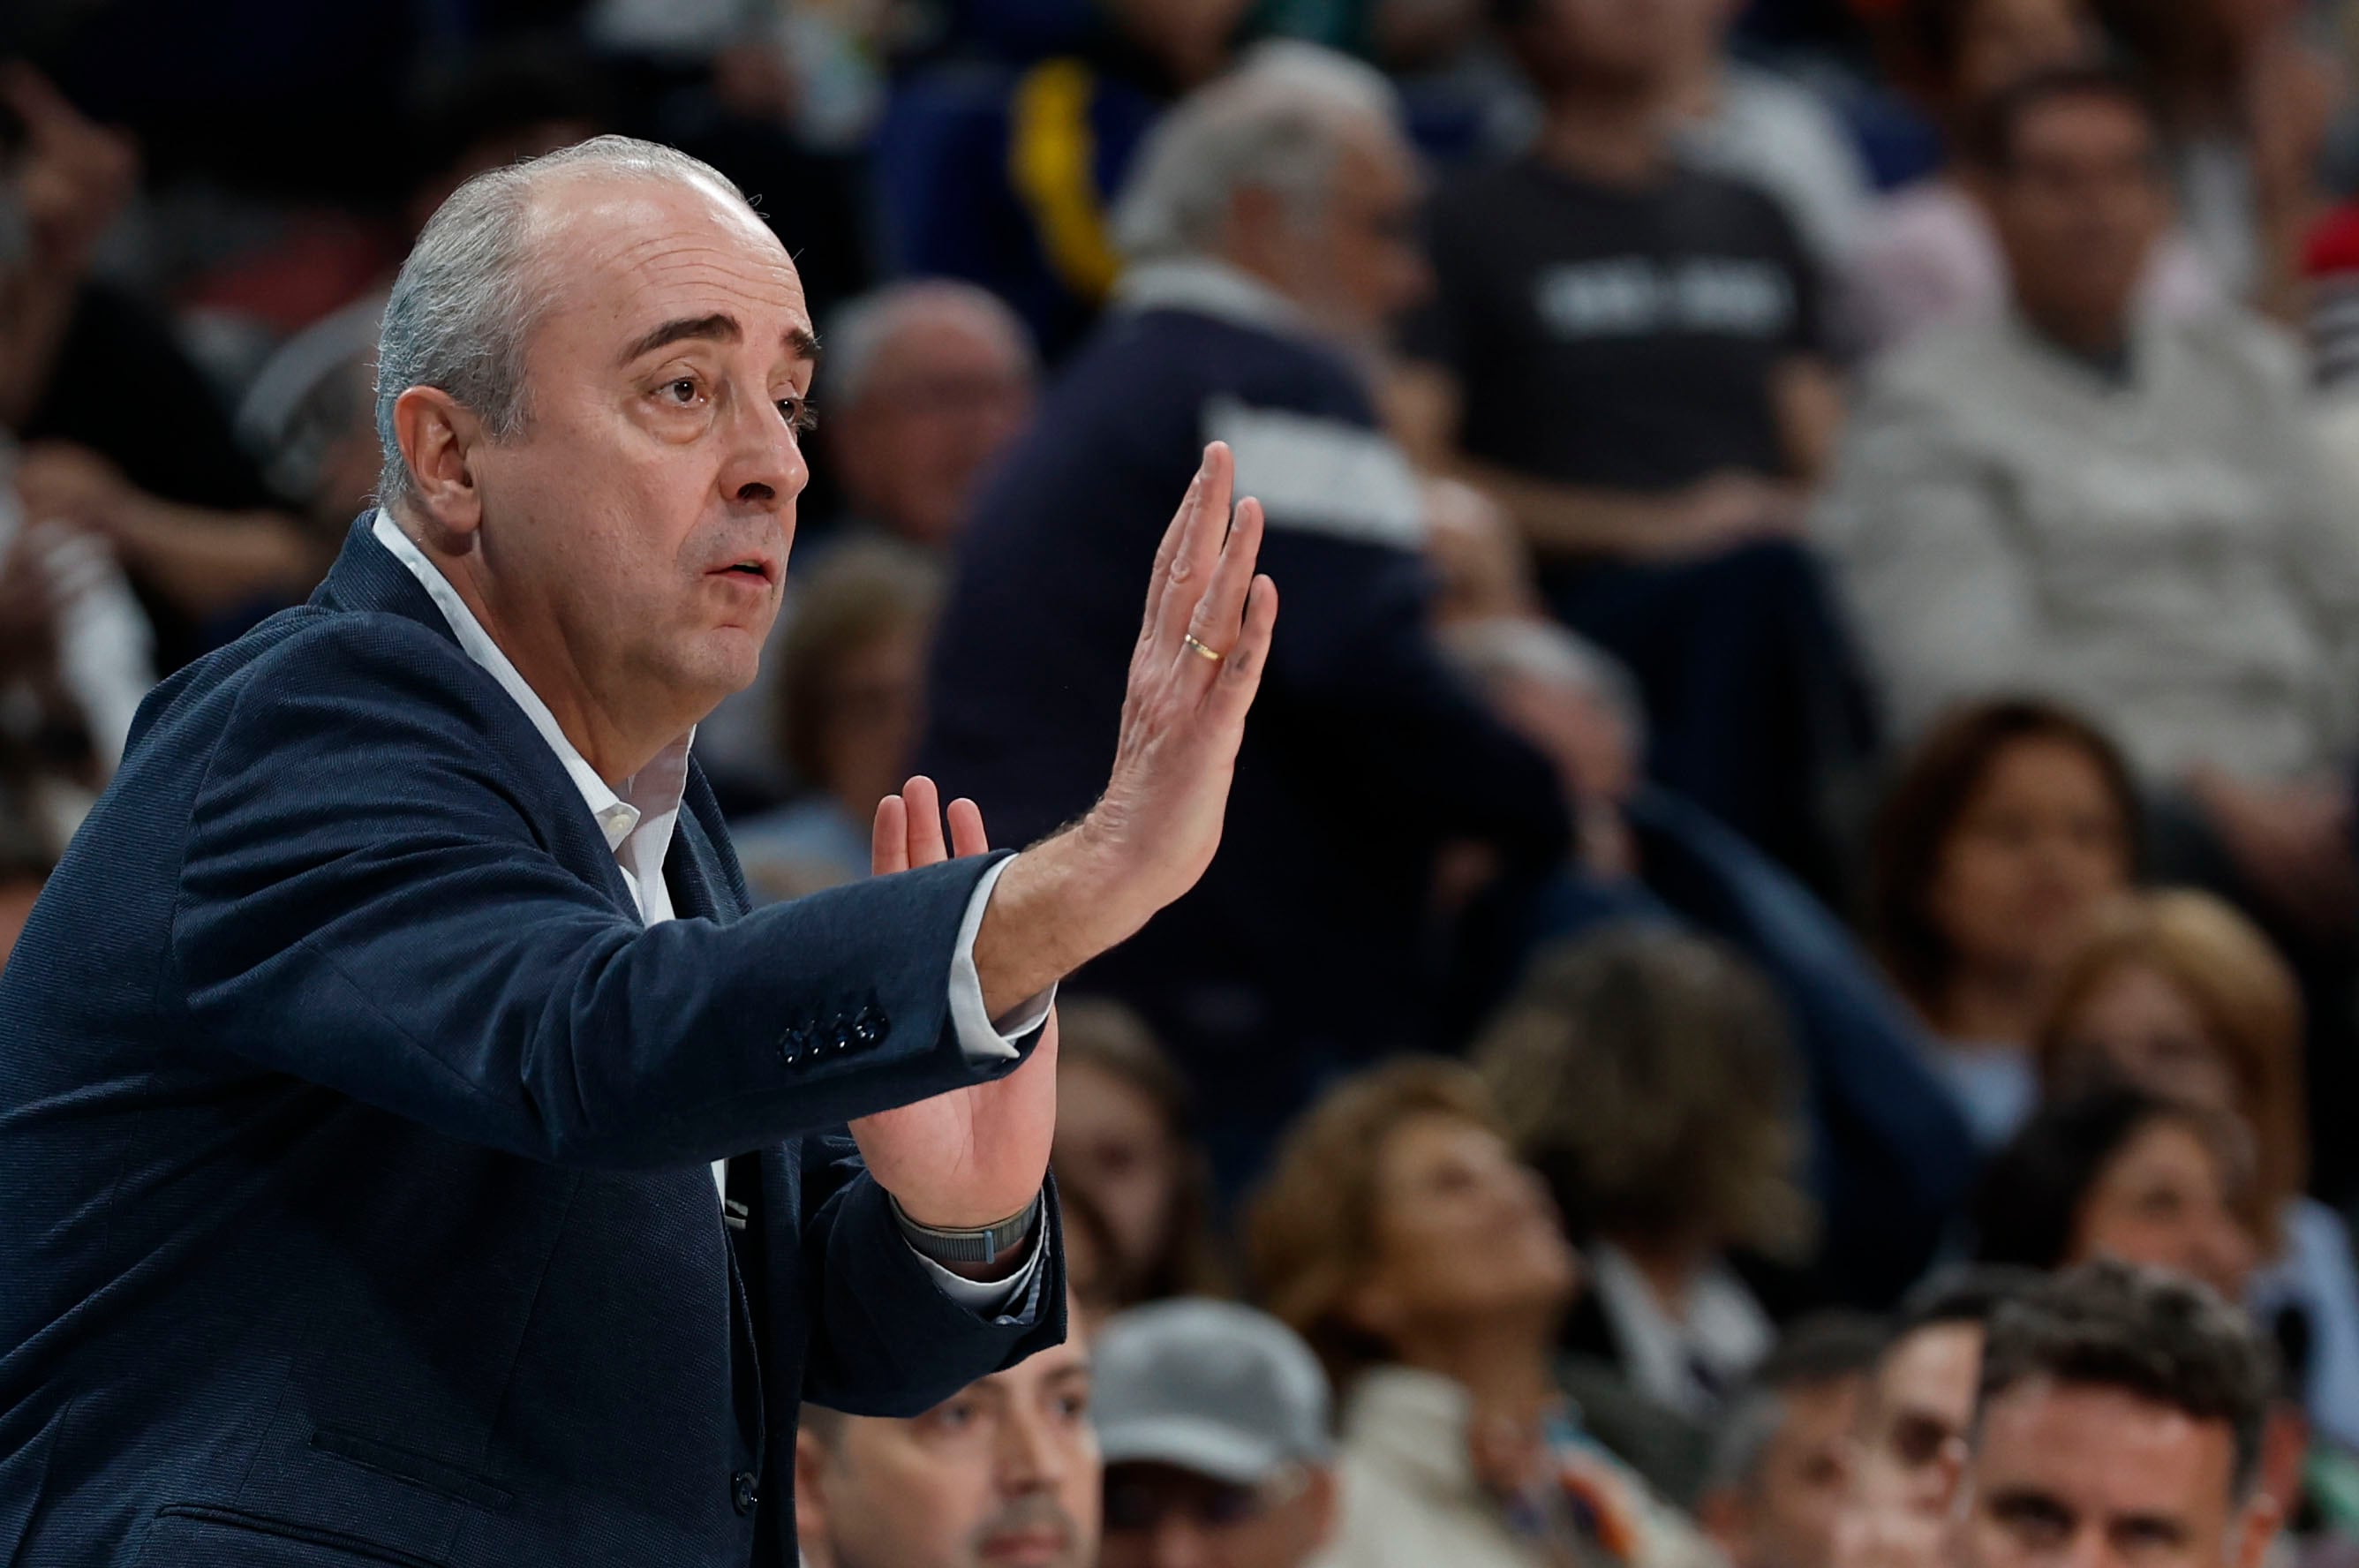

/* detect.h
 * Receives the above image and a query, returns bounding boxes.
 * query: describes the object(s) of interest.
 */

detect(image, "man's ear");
[2233,1488,2285,1568]
[391,384,487,539]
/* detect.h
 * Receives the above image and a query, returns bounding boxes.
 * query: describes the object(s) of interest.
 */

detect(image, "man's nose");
[718,395,810,509]
[994,1405,1069,1491]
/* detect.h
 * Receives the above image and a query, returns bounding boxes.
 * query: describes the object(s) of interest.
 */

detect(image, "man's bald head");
[373,134,777,511]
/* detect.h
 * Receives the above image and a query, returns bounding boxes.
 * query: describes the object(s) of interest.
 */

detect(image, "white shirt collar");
[1113,258,1319,340]
[369,510,691,919]
[1587,1240,1773,1419]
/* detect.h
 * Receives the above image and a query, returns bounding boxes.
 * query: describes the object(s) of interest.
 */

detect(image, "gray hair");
[1110,41,1404,265]
[373,134,750,511]
[822,279,1036,411]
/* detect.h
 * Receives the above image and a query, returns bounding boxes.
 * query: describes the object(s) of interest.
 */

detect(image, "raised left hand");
[848,775,1057,1235]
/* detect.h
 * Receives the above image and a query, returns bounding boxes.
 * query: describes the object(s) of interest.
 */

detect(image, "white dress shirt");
[371,513,1047,1307]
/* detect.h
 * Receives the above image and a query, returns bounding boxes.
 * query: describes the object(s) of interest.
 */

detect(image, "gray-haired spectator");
[1700,1313,1889,1568]
[919,41,1568,1183]
[698,279,1036,803]
[1096,1299,1338,1568]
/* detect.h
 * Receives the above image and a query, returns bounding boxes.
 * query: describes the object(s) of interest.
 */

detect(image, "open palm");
[847,776,1058,1231]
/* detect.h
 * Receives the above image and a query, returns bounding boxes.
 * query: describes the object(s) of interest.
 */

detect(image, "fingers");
[871,793,909,877]
[900,775,948,868]
[1136,453,1209,650]
[1147,443,1234,658]
[946,796,991,858]
[1181,495,1264,667]
[1208,574,1278,719]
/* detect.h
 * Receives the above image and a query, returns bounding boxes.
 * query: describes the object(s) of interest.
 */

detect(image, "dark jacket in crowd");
[0,521,1063,1566]
[920,263,1570,1179]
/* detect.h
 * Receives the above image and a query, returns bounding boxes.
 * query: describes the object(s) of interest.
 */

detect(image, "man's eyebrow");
[619,313,742,365]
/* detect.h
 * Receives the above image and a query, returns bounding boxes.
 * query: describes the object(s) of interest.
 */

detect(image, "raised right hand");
[965,441,1278,1014]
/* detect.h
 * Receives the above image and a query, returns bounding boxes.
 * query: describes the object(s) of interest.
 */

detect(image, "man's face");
[1279,119,1428,348]
[1986,94,2170,343]
[460,171,813,725]
[1732,1376,1865,1568]
[827,304,1035,549]
[1525,0,1687,94]
[797,1331,1100,1568]
[1958,1379,2270,1568]
[1100,1461,1337,1568]
[1855,1324,1985,1508]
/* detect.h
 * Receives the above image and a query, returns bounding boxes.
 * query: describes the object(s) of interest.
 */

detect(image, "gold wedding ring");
[1182,634,1225,664]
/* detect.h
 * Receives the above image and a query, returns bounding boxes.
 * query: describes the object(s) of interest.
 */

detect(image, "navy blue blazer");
[0,518,1064,1566]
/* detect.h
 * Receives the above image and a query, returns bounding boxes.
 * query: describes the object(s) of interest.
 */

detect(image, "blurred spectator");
[1393,0,1873,897]
[1865,698,2140,1146]
[0,64,298,668]
[1248,1059,1716,1568]
[1971,1087,2259,1302]
[874,0,1255,358]
[1828,1266,2039,1568]
[1442,618,1977,1309]
[795,1285,1099,1568]
[1095,1298,1338,1568]
[1820,67,2359,939]
[699,280,1038,803]
[1699,1312,1889,1568]
[1669,0,1878,273]
[919,44,1568,1184]
[1051,996,1232,1310]
[2093,0,2341,320]
[730,540,941,901]
[1473,930,1814,1421]
[2034,889,2359,1450]
[1948,1262,2279,1568]
[1845,0,2220,355]
[0,798,49,972]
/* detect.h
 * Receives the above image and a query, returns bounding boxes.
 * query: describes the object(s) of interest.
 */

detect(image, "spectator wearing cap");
[1819,66,2359,948]
[1829,1267,2039,1568]
[697,281,1040,805]
[920,44,1567,1183]
[1096,1298,1338,1568]
[1250,1059,1715,1568]
[1700,1313,1888,1568]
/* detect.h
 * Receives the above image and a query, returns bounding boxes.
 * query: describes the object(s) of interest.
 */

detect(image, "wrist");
[892,1191,1043,1279]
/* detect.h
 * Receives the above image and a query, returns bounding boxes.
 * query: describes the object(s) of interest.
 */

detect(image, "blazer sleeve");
[170,614,1035,1170]
[796,1135,1068,1416]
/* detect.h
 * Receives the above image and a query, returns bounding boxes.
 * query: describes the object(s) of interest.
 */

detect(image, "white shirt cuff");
[947,856,1055,1061]
[909,1224,1048,1315]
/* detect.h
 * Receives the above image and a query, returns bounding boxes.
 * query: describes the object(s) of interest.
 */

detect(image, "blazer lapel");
[314,512,643,918]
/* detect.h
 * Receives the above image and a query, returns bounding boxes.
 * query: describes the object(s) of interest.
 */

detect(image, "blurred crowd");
[12,0,2359,1564]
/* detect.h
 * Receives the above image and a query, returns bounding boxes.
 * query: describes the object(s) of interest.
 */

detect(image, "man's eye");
[779,396,818,435]
[665,378,700,404]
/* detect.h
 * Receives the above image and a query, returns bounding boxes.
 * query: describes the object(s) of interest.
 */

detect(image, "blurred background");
[14,1,2359,1562]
